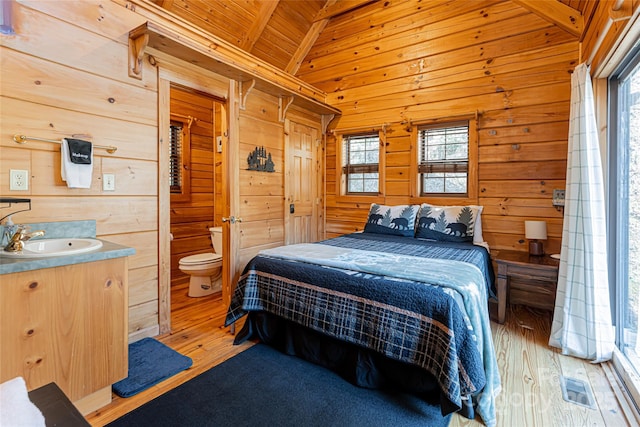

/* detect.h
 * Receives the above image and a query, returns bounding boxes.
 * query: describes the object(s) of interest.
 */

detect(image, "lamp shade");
[525,220,547,240]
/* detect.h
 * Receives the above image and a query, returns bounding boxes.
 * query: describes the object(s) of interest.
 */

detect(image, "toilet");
[178,227,223,297]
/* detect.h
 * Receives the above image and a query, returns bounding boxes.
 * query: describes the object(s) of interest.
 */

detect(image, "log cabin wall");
[0,1,160,339]
[0,1,323,340]
[237,90,287,265]
[301,0,580,253]
[4,0,630,340]
[169,86,221,288]
[235,93,328,269]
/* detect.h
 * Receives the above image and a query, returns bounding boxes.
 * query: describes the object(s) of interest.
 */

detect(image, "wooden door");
[285,120,320,244]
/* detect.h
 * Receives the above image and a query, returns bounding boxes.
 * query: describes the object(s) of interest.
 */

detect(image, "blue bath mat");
[112,337,192,398]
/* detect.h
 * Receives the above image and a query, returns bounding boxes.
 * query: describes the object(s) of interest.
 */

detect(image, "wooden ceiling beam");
[312,0,378,22]
[286,17,330,75]
[288,0,376,76]
[240,0,280,51]
[285,0,337,75]
[512,0,583,38]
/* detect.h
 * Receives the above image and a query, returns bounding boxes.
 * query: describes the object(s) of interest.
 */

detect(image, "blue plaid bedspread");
[226,233,499,426]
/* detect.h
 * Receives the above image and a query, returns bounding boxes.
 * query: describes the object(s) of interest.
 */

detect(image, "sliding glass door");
[609,43,640,408]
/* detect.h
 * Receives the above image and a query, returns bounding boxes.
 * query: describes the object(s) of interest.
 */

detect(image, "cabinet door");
[0,258,128,401]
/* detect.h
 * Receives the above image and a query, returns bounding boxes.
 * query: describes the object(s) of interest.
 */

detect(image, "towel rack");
[13,134,118,154]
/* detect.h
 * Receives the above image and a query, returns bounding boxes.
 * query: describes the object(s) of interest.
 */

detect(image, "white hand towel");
[0,377,45,427]
[61,138,93,189]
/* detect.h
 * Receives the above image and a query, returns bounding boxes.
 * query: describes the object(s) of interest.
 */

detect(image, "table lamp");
[525,220,547,256]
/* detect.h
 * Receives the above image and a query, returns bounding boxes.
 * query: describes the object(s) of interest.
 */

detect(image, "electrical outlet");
[103,173,115,191]
[10,169,28,191]
[553,189,565,207]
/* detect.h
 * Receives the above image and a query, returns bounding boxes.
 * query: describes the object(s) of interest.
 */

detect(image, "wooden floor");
[87,283,636,426]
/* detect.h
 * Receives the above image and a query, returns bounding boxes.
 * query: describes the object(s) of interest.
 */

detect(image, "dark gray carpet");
[108,343,451,427]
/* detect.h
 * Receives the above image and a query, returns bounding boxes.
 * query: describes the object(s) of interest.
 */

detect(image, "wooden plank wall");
[169,86,221,287]
[300,0,579,253]
[5,0,621,340]
[235,95,324,272]
[0,1,161,338]
[237,90,287,269]
[0,1,325,341]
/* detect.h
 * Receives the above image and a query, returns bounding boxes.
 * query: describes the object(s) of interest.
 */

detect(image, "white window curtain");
[548,63,615,362]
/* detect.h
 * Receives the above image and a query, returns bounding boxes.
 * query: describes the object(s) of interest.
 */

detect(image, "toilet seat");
[179,253,222,265]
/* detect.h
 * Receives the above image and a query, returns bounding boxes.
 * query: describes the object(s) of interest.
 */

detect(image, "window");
[169,117,191,201]
[169,121,183,192]
[342,132,380,194]
[418,121,469,196]
[609,44,640,403]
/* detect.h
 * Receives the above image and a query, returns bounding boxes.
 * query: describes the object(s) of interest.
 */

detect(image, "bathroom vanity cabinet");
[0,257,129,414]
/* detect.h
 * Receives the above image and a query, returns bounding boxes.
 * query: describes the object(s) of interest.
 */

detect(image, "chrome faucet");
[3,226,45,252]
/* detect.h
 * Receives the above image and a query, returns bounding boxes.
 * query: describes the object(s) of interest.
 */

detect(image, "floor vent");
[560,376,597,409]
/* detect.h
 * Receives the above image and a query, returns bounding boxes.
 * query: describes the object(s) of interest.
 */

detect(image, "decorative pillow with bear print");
[414,204,481,243]
[363,203,420,237]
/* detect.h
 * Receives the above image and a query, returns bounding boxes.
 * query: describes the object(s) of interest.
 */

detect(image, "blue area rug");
[112,337,192,398]
[108,343,451,427]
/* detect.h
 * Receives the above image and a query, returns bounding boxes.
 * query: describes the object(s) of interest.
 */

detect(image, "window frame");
[336,130,385,202]
[169,115,192,203]
[410,117,478,206]
[608,41,640,412]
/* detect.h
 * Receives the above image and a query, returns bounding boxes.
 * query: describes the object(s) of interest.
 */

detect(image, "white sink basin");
[1,238,103,258]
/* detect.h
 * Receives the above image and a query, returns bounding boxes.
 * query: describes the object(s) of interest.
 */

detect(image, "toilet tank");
[209,227,223,254]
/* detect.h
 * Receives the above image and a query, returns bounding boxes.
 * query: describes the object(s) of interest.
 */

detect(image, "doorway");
[166,83,227,329]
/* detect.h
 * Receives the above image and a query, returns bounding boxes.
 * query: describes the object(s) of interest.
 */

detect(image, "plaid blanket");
[226,233,498,424]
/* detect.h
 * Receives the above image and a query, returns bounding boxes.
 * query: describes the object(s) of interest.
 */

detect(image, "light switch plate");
[103,173,115,191]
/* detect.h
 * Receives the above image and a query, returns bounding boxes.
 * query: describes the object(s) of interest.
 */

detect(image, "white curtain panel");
[548,63,615,362]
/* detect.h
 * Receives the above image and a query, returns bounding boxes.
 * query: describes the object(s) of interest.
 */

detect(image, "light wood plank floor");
[87,283,635,426]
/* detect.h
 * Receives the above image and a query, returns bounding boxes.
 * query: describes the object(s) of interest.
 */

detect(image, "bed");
[225,204,501,426]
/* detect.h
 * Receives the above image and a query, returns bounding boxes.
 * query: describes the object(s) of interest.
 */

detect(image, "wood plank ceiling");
[151,0,593,84]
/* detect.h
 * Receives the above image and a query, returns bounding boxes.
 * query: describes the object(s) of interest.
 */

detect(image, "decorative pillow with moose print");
[414,204,480,243]
[363,204,420,237]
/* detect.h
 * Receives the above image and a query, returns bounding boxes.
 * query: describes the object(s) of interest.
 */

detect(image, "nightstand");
[494,250,560,324]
